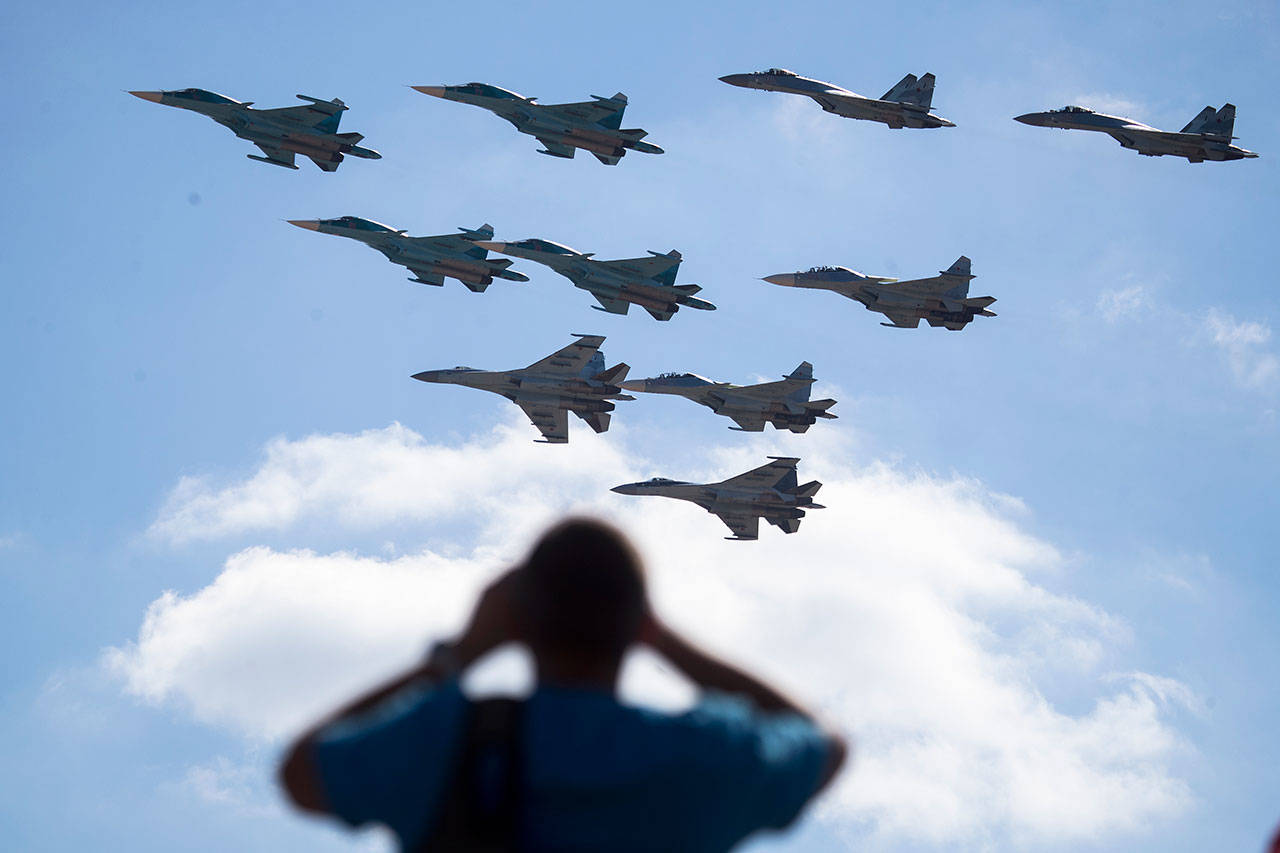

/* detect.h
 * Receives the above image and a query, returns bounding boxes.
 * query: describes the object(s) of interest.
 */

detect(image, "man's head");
[518,518,647,673]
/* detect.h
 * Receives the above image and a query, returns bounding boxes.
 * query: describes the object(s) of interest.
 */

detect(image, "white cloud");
[1204,309,1280,391]
[111,423,1194,845]
[1097,284,1151,323]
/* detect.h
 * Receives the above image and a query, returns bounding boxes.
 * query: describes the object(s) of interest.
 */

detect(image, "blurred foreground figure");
[280,518,846,851]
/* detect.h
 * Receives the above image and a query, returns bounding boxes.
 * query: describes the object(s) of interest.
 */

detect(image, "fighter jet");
[411,83,663,165]
[621,362,837,433]
[411,335,632,443]
[612,457,824,541]
[473,238,716,321]
[764,257,995,330]
[128,89,380,171]
[719,68,955,129]
[1014,103,1257,162]
[287,217,527,292]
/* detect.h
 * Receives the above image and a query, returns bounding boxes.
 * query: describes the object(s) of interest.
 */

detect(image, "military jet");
[473,238,716,321]
[612,457,824,541]
[764,257,995,330]
[1014,103,1257,162]
[411,83,663,165]
[128,89,380,171]
[719,68,954,129]
[287,217,527,292]
[411,335,632,443]
[621,362,836,433]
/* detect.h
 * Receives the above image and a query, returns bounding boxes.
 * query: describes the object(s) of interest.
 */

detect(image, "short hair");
[519,518,647,663]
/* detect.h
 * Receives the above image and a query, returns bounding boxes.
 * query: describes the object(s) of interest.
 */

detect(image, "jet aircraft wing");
[250,143,297,169]
[517,402,569,443]
[536,96,628,130]
[252,101,344,132]
[595,253,681,285]
[407,267,446,287]
[523,335,607,375]
[715,512,761,541]
[717,457,799,492]
[727,413,768,432]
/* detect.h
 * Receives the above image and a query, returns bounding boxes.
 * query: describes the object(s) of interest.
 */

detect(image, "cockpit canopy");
[805,265,851,274]
[761,68,797,76]
[645,477,682,485]
[456,82,524,100]
[1054,105,1093,114]
[511,238,579,255]
[655,372,713,384]
[171,88,240,105]
[329,216,397,233]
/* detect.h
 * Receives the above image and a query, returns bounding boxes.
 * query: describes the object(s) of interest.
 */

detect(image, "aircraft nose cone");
[618,380,646,393]
[718,74,750,87]
[287,219,320,231]
[762,273,797,287]
[472,240,507,253]
[411,371,441,383]
[1014,113,1046,126]
[610,483,641,495]
[129,91,163,103]
[411,85,447,98]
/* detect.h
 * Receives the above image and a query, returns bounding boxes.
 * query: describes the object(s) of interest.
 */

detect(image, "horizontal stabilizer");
[593,363,631,385]
[489,257,513,268]
[673,283,702,295]
[809,398,838,413]
[771,517,802,534]
[579,411,611,434]
[461,280,491,293]
[794,480,823,499]
[335,132,364,143]
[618,128,647,139]
[965,295,997,308]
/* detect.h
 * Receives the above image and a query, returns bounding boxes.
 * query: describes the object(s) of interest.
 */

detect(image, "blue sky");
[2,1,1278,850]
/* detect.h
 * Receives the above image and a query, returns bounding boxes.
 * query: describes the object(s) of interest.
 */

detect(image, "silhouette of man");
[280,518,847,851]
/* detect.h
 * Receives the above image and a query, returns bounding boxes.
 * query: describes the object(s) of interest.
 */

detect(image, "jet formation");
[622,362,837,433]
[764,256,996,330]
[412,83,663,165]
[288,217,528,292]
[412,334,632,444]
[129,89,380,171]
[1015,103,1257,162]
[474,239,716,321]
[612,457,825,541]
[720,68,955,129]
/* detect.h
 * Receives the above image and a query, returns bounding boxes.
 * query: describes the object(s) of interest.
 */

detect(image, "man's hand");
[451,567,527,668]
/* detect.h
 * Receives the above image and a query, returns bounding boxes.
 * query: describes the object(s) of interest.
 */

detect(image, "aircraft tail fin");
[943,255,973,278]
[1205,103,1236,138]
[882,72,935,108]
[296,95,347,133]
[593,362,631,385]
[590,92,629,129]
[1180,105,1216,133]
[784,361,815,382]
